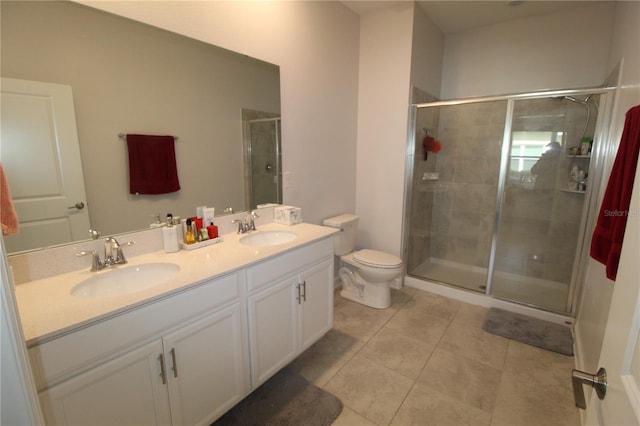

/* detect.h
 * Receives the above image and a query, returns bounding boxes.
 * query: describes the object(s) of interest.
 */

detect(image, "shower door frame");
[403,86,616,316]
[246,117,282,210]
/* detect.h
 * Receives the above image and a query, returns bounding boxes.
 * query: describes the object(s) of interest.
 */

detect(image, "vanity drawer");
[246,237,333,293]
[29,271,242,390]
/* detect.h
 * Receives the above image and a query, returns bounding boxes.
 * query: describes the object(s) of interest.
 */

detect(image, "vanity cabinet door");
[247,277,299,388]
[39,340,171,426]
[247,257,334,389]
[163,303,247,426]
[299,259,334,351]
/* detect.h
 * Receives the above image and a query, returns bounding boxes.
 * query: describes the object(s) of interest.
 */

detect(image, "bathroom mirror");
[0,1,281,254]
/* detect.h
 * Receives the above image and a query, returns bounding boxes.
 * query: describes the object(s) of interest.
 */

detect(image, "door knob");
[68,201,85,210]
[572,367,607,409]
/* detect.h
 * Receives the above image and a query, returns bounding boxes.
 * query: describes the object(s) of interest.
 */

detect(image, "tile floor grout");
[289,286,580,426]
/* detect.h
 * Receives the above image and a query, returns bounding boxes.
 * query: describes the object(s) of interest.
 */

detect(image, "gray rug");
[212,367,343,426]
[482,308,574,356]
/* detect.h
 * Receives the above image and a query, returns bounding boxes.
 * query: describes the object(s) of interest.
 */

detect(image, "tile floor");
[289,286,580,426]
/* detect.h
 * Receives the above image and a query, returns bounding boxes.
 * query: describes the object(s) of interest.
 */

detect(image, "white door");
[585,168,640,425]
[0,78,90,253]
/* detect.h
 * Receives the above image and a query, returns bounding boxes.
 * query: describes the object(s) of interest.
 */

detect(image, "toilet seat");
[354,249,402,269]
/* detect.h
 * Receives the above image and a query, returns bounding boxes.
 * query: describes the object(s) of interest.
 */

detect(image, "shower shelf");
[560,189,586,194]
[565,155,591,158]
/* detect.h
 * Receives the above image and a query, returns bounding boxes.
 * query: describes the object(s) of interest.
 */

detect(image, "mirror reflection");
[0,1,281,254]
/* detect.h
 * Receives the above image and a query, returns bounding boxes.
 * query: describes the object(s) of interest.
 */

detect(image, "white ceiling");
[341,1,611,34]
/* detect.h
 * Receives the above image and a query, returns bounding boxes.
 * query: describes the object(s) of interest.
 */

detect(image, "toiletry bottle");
[199,228,209,241]
[185,218,196,245]
[207,222,218,239]
[163,214,180,253]
[203,207,215,228]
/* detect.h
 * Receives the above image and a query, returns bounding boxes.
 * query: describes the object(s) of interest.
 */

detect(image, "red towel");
[126,134,180,195]
[590,105,640,280]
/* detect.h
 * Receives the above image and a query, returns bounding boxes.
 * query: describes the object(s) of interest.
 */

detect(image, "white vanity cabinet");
[32,272,248,426]
[246,238,334,388]
[24,229,336,425]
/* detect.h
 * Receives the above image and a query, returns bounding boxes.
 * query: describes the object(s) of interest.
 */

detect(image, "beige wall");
[354,3,416,255]
[1,1,280,235]
[441,2,616,99]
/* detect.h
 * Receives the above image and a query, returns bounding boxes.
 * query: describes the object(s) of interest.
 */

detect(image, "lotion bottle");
[207,222,218,239]
[163,214,180,253]
[184,218,196,245]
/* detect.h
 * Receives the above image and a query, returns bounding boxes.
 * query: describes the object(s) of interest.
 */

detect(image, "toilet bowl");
[323,214,403,309]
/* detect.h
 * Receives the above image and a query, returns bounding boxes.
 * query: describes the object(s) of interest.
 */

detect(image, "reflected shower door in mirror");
[491,95,601,312]
[242,113,282,210]
[0,1,281,254]
[406,100,507,292]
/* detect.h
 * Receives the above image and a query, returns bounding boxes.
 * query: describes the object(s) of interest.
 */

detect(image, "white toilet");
[323,214,403,309]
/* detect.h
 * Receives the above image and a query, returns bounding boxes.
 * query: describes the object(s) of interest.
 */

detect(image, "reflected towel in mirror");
[126,134,180,195]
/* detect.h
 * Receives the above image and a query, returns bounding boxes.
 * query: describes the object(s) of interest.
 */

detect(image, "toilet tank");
[323,214,358,256]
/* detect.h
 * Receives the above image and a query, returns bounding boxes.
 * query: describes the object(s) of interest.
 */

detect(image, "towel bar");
[118,133,178,141]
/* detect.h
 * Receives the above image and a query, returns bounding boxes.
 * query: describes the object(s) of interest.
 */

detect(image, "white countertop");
[15,222,337,346]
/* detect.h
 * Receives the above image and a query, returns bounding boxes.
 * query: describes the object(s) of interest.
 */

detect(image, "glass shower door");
[406,100,507,292]
[491,96,599,311]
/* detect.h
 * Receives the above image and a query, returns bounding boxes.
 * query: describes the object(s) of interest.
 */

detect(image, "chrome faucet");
[76,237,135,271]
[232,219,249,234]
[232,211,260,234]
[104,237,135,266]
[247,210,259,231]
[104,237,121,266]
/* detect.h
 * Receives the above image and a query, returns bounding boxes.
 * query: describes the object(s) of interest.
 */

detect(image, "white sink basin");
[240,230,298,247]
[71,262,180,298]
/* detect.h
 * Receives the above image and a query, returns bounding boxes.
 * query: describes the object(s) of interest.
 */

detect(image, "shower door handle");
[571,367,607,409]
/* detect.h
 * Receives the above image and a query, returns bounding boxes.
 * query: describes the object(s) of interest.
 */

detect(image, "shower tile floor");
[289,287,579,426]
[410,258,569,312]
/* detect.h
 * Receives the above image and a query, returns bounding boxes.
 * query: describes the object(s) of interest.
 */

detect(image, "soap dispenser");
[162,214,180,253]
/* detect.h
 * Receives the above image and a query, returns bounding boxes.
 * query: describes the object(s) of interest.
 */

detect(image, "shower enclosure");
[404,88,614,315]
[243,116,282,210]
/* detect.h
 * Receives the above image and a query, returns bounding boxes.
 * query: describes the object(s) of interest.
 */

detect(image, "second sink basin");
[71,262,180,298]
[240,230,298,247]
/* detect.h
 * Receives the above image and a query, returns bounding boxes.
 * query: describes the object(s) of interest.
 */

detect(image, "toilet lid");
[354,249,402,269]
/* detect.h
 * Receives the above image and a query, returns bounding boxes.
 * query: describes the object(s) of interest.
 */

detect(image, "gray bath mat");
[212,367,343,426]
[482,308,574,356]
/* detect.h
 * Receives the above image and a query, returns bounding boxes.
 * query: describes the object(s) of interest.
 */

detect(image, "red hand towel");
[0,162,19,236]
[590,104,640,280]
[126,134,180,195]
